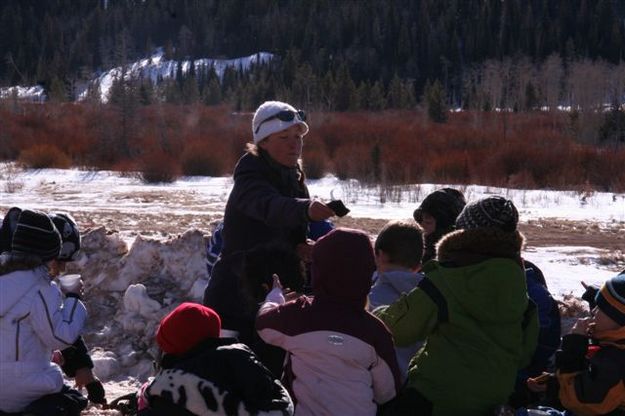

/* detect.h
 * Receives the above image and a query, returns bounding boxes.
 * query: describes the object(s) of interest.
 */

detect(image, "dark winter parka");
[203,150,310,339]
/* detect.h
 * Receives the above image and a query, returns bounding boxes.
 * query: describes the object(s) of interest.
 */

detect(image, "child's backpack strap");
[416,276,449,323]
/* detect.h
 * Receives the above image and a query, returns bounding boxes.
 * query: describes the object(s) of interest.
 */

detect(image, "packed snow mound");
[68,227,210,382]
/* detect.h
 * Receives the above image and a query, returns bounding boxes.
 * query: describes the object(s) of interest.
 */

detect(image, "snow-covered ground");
[2,164,623,294]
[1,163,624,413]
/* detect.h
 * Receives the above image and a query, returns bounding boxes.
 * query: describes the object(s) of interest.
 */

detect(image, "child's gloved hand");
[581,281,599,309]
[86,379,107,405]
[264,274,286,305]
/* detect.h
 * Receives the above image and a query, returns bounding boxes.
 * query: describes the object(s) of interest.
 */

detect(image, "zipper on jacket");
[15,313,30,361]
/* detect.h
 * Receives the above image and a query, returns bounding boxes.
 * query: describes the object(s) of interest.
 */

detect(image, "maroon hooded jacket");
[256,228,401,416]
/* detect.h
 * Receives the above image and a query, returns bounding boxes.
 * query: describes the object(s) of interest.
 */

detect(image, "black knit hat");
[413,188,466,231]
[11,209,62,262]
[595,273,625,326]
[455,196,519,232]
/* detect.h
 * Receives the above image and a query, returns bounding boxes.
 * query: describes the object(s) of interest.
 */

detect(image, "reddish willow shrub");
[1,103,624,191]
[18,143,71,169]
[138,150,181,184]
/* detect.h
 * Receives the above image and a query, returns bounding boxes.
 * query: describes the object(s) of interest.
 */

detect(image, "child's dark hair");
[238,241,305,314]
[374,220,424,269]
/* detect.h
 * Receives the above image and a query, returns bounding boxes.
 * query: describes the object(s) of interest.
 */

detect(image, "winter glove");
[581,285,599,309]
[61,337,93,377]
[86,379,107,404]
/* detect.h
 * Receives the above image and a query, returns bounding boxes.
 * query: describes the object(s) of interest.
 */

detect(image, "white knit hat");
[252,101,309,144]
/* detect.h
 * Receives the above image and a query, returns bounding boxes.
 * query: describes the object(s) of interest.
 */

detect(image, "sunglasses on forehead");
[255,109,306,134]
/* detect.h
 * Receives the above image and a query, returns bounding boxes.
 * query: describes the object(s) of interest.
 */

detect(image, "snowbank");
[71,227,209,382]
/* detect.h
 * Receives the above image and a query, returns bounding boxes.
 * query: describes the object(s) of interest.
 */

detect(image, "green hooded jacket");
[376,228,539,416]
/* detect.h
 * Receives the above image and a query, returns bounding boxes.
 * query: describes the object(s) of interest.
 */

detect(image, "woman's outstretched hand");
[308,200,335,221]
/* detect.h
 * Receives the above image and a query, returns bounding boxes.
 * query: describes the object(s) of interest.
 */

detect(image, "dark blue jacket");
[524,261,561,375]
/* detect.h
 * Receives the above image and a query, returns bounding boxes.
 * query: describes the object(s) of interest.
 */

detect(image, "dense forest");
[1,0,625,191]
[1,0,624,111]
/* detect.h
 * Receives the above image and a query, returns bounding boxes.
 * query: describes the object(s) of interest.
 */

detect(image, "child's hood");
[423,258,529,323]
[426,227,529,323]
[374,270,424,295]
[0,265,49,316]
[311,228,375,308]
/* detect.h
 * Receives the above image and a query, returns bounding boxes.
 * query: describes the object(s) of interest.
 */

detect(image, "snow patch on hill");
[79,48,274,102]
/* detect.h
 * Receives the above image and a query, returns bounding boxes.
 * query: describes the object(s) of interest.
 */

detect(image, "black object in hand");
[86,379,107,404]
[581,285,599,309]
[327,199,350,217]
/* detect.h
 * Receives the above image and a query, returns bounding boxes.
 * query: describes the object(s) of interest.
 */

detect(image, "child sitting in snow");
[0,209,88,416]
[138,302,293,416]
[526,271,625,415]
[368,220,425,380]
[256,228,402,415]
[376,196,539,415]
[0,208,106,407]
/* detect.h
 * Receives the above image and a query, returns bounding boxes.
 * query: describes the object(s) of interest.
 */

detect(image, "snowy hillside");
[0,49,274,103]
[77,48,274,102]
[0,85,46,102]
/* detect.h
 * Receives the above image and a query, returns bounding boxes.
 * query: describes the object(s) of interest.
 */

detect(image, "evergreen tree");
[355,81,371,110]
[139,79,155,105]
[107,76,140,159]
[0,0,623,111]
[203,77,222,106]
[181,62,199,104]
[369,81,387,111]
[424,79,448,123]
[202,66,222,106]
[333,63,356,111]
[387,74,404,109]
[48,76,68,102]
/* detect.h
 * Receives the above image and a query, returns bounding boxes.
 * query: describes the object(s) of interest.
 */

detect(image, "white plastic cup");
[58,274,82,293]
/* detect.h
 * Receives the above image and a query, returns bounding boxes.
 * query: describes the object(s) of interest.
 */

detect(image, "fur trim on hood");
[436,227,525,267]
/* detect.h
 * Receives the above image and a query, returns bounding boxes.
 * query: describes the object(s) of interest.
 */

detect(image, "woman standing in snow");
[203,101,335,371]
